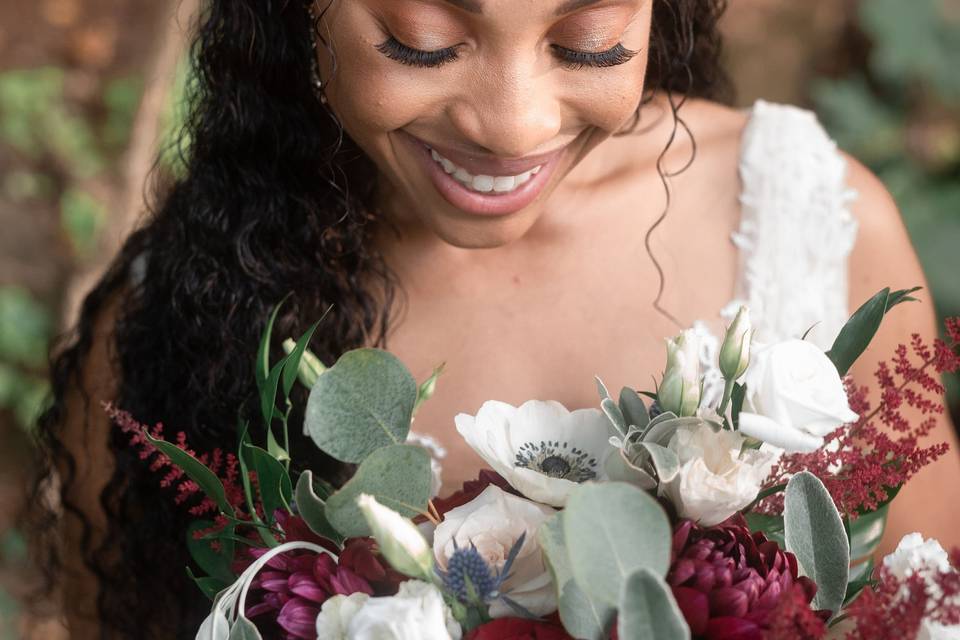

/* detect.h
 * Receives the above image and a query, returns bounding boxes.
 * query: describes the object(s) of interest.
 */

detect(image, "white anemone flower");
[454,399,612,507]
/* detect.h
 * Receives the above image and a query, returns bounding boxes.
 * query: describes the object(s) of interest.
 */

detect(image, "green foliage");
[563,483,672,607]
[305,349,418,464]
[784,472,850,617]
[0,287,52,430]
[617,568,690,640]
[826,287,921,376]
[323,444,433,538]
[60,187,106,255]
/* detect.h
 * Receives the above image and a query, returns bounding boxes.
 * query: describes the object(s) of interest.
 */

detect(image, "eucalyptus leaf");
[144,433,234,517]
[294,471,343,545]
[305,349,418,463]
[243,444,293,522]
[617,568,690,640]
[324,444,432,538]
[228,617,263,640]
[539,515,614,640]
[826,287,921,376]
[187,521,236,584]
[564,483,672,606]
[619,387,649,431]
[784,472,850,616]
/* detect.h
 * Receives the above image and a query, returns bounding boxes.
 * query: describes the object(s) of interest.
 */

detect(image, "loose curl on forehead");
[29,0,730,636]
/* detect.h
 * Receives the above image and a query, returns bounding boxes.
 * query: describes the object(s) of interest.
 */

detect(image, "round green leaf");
[784,471,850,616]
[563,482,672,607]
[305,348,418,463]
[618,568,690,640]
[324,444,432,538]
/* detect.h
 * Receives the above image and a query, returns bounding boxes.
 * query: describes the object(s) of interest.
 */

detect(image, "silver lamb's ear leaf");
[601,397,627,438]
[784,471,849,618]
[605,449,657,490]
[595,376,612,401]
[640,442,680,484]
[195,608,230,640]
[619,387,650,431]
[618,568,690,640]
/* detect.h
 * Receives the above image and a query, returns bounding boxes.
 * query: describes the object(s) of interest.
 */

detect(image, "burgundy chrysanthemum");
[338,537,407,596]
[667,517,823,640]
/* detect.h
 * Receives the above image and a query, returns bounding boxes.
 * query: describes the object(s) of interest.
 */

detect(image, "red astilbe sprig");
[843,552,960,639]
[757,319,960,518]
[103,402,250,520]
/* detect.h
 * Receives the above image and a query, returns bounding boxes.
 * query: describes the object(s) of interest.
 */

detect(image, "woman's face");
[315,0,652,249]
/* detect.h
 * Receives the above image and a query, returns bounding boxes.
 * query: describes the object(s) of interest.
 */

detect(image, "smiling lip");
[400,131,568,217]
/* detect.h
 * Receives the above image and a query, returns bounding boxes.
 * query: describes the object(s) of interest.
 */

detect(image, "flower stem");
[718,379,735,421]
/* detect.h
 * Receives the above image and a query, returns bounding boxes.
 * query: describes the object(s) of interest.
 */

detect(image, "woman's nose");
[447,61,563,159]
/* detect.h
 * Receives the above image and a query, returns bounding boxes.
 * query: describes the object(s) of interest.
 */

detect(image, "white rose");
[659,422,777,526]
[884,533,960,640]
[316,581,461,640]
[738,339,858,452]
[434,485,556,618]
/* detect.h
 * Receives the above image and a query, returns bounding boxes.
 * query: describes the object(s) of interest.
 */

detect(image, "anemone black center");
[539,455,572,477]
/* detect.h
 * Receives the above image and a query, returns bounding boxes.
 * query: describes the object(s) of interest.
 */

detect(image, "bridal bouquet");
[110,287,960,639]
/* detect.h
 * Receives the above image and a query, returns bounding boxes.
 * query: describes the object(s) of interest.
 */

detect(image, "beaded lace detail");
[695,100,860,407]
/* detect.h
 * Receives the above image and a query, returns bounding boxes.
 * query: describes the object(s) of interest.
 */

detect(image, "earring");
[305,1,328,105]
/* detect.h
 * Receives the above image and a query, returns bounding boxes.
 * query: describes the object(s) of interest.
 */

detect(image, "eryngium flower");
[667,517,819,640]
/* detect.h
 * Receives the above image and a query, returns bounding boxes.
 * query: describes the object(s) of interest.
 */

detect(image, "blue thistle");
[437,532,526,605]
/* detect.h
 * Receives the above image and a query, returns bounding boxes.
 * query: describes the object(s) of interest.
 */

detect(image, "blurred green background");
[1,0,958,635]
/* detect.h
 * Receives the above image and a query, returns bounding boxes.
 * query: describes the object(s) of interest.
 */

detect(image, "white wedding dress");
[415,99,862,489]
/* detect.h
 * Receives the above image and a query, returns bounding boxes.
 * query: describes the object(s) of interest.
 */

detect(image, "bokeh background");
[1,0,959,636]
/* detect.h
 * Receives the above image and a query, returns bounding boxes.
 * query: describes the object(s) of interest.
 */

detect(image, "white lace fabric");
[695,99,860,407]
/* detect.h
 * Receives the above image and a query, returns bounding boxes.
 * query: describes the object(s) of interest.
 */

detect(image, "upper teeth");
[430,148,541,194]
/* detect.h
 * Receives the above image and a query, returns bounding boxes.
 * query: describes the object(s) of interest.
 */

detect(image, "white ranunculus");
[658,422,777,526]
[884,533,960,640]
[434,485,557,618]
[455,399,612,507]
[316,581,461,640]
[738,339,859,452]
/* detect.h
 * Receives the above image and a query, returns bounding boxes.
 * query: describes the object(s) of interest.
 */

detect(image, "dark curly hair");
[30,0,730,637]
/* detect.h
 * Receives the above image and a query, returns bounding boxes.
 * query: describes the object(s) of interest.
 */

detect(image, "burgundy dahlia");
[667,517,821,640]
[338,537,407,596]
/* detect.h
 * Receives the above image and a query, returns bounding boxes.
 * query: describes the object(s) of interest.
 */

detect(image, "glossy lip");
[400,131,568,217]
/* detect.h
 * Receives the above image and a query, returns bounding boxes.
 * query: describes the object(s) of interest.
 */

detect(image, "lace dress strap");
[725,99,860,350]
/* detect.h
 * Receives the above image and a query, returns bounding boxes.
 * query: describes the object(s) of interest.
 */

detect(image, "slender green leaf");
[826,287,921,376]
[282,319,323,397]
[256,297,289,388]
[294,471,343,545]
[186,521,236,584]
[144,433,234,517]
[186,566,229,601]
[784,472,850,616]
[324,444,432,537]
[848,505,889,561]
[844,557,875,607]
[564,483,672,606]
[618,568,690,640]
[243,444,293,523]
[305,349,418,463]
[259,355,289,427]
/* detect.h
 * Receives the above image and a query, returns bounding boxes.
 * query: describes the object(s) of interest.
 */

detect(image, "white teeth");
[427,146,542,194]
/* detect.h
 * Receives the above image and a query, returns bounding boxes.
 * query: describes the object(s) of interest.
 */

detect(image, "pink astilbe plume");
[758,318,959,517]
[103,402,249,520]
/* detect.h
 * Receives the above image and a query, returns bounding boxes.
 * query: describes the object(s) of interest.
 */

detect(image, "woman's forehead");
[355,0,645,21]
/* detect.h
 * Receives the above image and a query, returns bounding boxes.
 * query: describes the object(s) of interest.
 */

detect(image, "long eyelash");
[551,43,639,70]
[375,37,460,68]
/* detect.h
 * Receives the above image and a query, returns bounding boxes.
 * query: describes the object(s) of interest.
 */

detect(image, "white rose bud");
[282,339,326,389]
[659,330,702,417]
[357,494,434,581]
[719,306,753,381]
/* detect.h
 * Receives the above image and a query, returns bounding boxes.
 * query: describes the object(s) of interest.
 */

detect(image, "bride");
[35,0,960,637]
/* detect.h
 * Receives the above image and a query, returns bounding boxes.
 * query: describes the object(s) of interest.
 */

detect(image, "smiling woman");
[29,0,960,638]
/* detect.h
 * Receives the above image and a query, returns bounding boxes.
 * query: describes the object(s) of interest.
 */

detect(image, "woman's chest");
[378,199,742,490]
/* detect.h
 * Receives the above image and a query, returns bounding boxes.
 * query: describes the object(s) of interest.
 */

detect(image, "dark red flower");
[466,615,573,640]
[431,469,516,517]
[667,518,821,640]
[338,537,407,596]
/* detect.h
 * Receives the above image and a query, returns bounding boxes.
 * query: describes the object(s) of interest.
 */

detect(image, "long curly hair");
[31,0,730,637]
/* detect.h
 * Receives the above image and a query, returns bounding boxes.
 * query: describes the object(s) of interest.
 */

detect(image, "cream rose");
[659,422,777,526]
[315,581,461,640]
[739,339,858,452]
[433,485,556,618]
